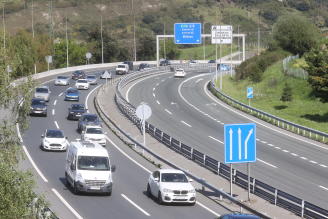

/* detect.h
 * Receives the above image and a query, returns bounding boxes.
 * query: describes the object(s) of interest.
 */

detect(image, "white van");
[65,141,115,195]
[115,64,129,75]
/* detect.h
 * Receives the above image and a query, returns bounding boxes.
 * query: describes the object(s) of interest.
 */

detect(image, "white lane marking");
[165,109,172,115]
[282,150,289,153]
[203,79,328,151]
[153,87,155,91]
[301,157,308,160]
[22,145,48,182]
[196,201,221,217]
[181,120,192,127]
[320,164,327,168]
[54,100,57,106]
[310,160,318,164]
[268,144,274,147]
[156,100,160,105]
[256,138,260,141]
[257,159,278,168]
[52,109,55,115]
[52,188,83,219]
[275,146,281,150]
[153,93,156,98]
[121,194,150,217]
[291,153,299,157]
[58,92,63,97]
[195,78,204,84]
[161,79,165,82]
[16,123,23,143]
[156,83,159,86]
[85,84,102,113]
[260,141,267,144]
[208,136,224,144]
[319,185,328,191]
[54,121,59,129]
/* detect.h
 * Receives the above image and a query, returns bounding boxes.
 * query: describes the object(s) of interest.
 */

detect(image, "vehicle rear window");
[57,76,67,79]
[31,99,45,105]
[84,115,98,122]
[36,88,49,93]
[72,104,84,110]
[118,65,126,68]
[77,79,88,83]
[86,128,103,134]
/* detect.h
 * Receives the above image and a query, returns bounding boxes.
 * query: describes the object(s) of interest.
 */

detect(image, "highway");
[21,69,229,219]
[125,69,328,209]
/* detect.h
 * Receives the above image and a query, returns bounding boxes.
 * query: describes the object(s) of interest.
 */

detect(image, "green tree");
[280,83,293,102]
[137,30,156,61]
[54,40,88,68]
[304,41,328,102]
[160,40,181,60]
[273,15,320,56]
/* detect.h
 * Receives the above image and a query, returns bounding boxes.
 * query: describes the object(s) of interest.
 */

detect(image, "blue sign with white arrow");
[224,123,256,164]
[247,87,253,99]
[174,23,202,44]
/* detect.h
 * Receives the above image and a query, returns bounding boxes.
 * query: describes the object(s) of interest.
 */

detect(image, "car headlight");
[188,189,196,193]
[163,188,173,193]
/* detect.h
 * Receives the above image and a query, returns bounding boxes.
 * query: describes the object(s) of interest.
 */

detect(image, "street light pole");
[163,22,166,59]
[66,16,69,68]
[32,0,34,39]
[101,14,104,64]
[132,0,136,62]
[3,3,5,49]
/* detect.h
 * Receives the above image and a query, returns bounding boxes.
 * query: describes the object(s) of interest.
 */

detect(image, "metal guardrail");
[114,67,328,219]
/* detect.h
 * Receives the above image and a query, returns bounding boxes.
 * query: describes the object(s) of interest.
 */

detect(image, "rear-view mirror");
[188,179,193,182]
[154,177,159,182]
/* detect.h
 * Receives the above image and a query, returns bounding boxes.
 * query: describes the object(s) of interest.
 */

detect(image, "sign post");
[45,55,53,72]
[224,123,256,199]
[174,23,202,44]
[85,52,92,65]
[247,87,253,107]
[136,103,152,151]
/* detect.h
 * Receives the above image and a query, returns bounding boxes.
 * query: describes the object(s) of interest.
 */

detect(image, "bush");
[281,83,293,102]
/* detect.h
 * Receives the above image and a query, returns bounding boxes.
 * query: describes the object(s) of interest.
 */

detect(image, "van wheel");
[65,172,70,186]
[146,184,151,198]
[73,182,79,195]
[106,190,112,196]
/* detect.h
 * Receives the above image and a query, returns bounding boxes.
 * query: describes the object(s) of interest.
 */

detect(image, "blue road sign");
[174,23,202,44]
[224,123,256,164]
[247,87,253,99]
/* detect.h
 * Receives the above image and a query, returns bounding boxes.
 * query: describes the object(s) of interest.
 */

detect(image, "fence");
[282,55,308,80]
[114,66,328,219]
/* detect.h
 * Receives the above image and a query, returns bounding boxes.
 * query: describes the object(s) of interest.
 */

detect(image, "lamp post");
[6,65,12,84]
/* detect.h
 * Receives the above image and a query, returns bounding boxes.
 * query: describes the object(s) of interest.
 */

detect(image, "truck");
[115,64,129,75]
[65,141,115,195]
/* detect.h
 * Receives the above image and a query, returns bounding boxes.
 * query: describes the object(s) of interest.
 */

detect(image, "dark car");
[77,113,101,132]
[123,61,133,71]
[159,59,171,66]
[30,98,47,117]
[219,213,260,219]
[71,70,86,80]
[208,60,216,63]
[64,88,80,101]
[67,104,87,120]
[138,63,150,71]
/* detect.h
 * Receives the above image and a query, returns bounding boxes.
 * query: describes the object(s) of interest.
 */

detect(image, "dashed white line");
[257,159,278,168]
[152,93,156,98]
[156,83,159,86]
[52,109,55,115]
[208,136,224,144]
[291,153,299,157]
[121,194,150,216]
[58,92,63,97]
[165,109,172,115]
[301,157,308,160]
[260,141,267,144]
[320,164,327,168]
[275,146,281,150]
[22,146,48,182]
[52,189,83,219]
[310,160,318,164]
[319,185,328,191]
[268,144,274,147]
[53,100,57,106]
[256,138,260,141]
[152,87,155,91]
[54,121,59,129]
[156,100,160,105]
[282,150,289,153]
[181,120,192,127]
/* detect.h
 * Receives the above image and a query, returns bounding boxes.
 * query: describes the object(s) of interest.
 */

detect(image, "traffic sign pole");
[248,163,251,201]
[230,164,233,196]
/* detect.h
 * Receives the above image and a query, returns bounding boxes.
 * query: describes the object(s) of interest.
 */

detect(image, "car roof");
[67,87,78,91]
[36,85,49,89]
[71,103,84,107]
[85,125,102,129]
[158,169,184,174]
[82,113,97,117]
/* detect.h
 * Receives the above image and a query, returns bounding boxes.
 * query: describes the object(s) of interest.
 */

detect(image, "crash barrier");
[114,68,328,219]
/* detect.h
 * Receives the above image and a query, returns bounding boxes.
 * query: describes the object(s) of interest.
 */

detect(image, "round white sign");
[136,103,152,121]
[86,52,92,59]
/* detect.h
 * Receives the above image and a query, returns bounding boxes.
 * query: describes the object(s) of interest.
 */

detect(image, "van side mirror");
[188,179,193,182]
[41,134,44,138]
[154,177,159,182]
[111,165,116,172]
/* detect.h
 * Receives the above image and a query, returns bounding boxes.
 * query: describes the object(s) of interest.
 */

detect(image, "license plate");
[90,186,100,190]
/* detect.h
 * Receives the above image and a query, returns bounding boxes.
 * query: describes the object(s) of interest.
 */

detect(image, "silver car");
[55,76,70,86]
[34,86,51,102]
[86,75,98,85]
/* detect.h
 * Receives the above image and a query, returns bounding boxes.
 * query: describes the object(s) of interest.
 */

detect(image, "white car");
[146,169,196,205]
[55,76,70,86]
[82,125,106,146]
[174,68,186,78]
[34,86,51,102]
[41,129,69,151]
[75,79,89,90]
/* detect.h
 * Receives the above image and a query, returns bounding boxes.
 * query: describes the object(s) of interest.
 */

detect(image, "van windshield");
[118,65,126,68]
[78,156,109,171]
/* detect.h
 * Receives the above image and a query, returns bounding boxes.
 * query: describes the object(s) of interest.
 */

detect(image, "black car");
[138,63,150,71]
[159,59,171,66]
[208,60,216,63]
[77,113,101,132]
[71,70,86,80]
[67,104,87,120]
[30,98,47,117]
[123,61,133,71]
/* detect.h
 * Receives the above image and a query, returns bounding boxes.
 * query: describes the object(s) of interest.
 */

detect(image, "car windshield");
[31,99,45,105]
[67,89,78,94]
[77,79,88,83]
[161,173,188,183]
[36,88,49,93]
[78,156,109,171]
[118,65,126,68]
[87,75,96,79]
[46,130,64,138]
[57,76,67,79]
[176,69,183,72]
[83,115,97,122]
[86,128,103,134]
[71,104,84,110]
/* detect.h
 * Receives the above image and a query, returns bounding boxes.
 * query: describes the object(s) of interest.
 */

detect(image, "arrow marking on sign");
[244,129,253,159]
[229,128,233,160]
[238,128,242,160]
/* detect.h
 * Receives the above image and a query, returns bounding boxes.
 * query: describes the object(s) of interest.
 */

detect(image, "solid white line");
[52,109,55,115]
[257,158,278,168]
[156,100,160,105]
[121,194,150,216]
[196,201,221,217]
[208,136,224,144]
[16,123,23,143]
[22,145,48,182]
[53,100,57,106]
[165,109,172,115]
[319,185,328,191]
[52,188,83,219]
[181,120,192,127]
[54,121,59,129]
[152,93,156,98]
[85,84,101,112]
[195,78,204,84]
[58,92,63,97]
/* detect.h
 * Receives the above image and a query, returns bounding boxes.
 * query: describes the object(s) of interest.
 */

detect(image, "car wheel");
[73,181,79,195]
[158,191,163,205]
[190,201,196,206]
[65,172,70,187]
[146,184,151,198]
